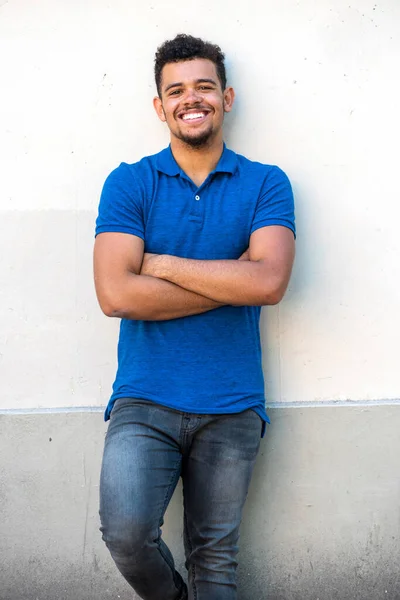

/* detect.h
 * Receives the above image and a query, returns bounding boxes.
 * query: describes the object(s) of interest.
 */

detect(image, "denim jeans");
[99,398,262,600]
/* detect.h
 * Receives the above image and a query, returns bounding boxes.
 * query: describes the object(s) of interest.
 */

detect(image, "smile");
[180,111,209,123]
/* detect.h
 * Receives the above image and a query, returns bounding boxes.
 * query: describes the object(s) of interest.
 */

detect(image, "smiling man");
[94,34,295,600]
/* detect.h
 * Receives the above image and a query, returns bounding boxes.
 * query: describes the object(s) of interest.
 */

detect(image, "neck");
[170,136,224,187]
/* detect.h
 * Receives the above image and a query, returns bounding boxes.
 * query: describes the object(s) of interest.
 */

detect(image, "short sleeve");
[95,162,145,240]
[251,166,296,238]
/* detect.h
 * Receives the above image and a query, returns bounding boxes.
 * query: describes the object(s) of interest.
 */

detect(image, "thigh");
[100,398,183,537]
[182,409,262,554]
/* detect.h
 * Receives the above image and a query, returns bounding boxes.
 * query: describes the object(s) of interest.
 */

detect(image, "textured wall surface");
[1,1,400,598]
[1,407,399,600]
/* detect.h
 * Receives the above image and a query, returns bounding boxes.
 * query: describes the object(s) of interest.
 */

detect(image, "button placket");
[188,188,202,223]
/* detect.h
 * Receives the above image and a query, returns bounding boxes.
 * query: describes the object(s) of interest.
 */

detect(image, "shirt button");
[195,195,200,201]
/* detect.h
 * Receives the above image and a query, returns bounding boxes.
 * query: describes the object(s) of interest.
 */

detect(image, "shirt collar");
[155,146,180,176]
[155,143,238,177]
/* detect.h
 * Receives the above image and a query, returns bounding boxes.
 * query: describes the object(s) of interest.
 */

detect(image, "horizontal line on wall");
[0,399,399,416]
[0,406,104,415]
[267,399,400,409]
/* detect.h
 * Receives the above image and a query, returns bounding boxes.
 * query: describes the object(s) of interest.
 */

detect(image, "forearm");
[144,255,284,306]
[98,272,224,321]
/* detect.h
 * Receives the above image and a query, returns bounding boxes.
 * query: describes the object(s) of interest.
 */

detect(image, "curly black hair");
[154,34,227,96]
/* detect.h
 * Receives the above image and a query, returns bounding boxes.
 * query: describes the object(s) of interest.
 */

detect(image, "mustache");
[176,106,210,118]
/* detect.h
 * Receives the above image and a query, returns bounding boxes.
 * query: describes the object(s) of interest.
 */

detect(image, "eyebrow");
[164,78,218,93]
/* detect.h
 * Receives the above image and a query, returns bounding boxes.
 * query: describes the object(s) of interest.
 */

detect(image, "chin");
[178,129,215,148]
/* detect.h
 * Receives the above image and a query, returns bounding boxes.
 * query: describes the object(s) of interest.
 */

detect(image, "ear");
[153,96,166,122]
[223,86,235,113]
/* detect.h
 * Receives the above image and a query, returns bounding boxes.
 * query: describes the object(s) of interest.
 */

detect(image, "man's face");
[153,58,234,148]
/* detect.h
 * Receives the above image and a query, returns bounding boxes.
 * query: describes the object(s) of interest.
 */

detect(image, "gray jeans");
[99,398,262,600]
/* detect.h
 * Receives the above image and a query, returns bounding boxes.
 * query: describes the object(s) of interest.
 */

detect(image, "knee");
[100,513,156,558]
[188,542,238,575]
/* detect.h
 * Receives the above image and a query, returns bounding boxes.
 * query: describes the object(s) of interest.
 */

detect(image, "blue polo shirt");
[96,145,295,432]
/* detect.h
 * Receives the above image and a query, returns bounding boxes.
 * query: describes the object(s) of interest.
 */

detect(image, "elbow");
[99,295,154,320]
[260,280,288,306]
[100,301,142,320]
[260,291,282,306]
[94,282,120,318]
[98,297,120,318]
[97,293,139,320]
[264,292,283,306]
[255,261,292,306]
[94,276,148,319]
[101,303,120,318]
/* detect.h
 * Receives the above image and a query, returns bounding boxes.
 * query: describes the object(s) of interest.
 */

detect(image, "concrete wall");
[1,0,399,598]
[1,407,399,599]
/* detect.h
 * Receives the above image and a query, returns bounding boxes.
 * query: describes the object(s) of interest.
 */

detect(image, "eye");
[169,89,182,96]
[199,85,213,91]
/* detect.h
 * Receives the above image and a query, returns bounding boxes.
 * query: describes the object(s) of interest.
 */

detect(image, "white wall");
[1,0,399,410]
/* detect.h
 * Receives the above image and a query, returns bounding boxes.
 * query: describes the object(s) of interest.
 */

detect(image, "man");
[94,33,295,600]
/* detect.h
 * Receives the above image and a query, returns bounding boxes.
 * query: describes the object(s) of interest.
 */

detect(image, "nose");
[183,86,202,104]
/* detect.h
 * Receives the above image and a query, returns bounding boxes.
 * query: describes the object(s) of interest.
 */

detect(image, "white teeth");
[182,112,205,121]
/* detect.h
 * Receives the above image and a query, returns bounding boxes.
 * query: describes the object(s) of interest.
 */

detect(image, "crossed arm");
[93,226,295,321]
